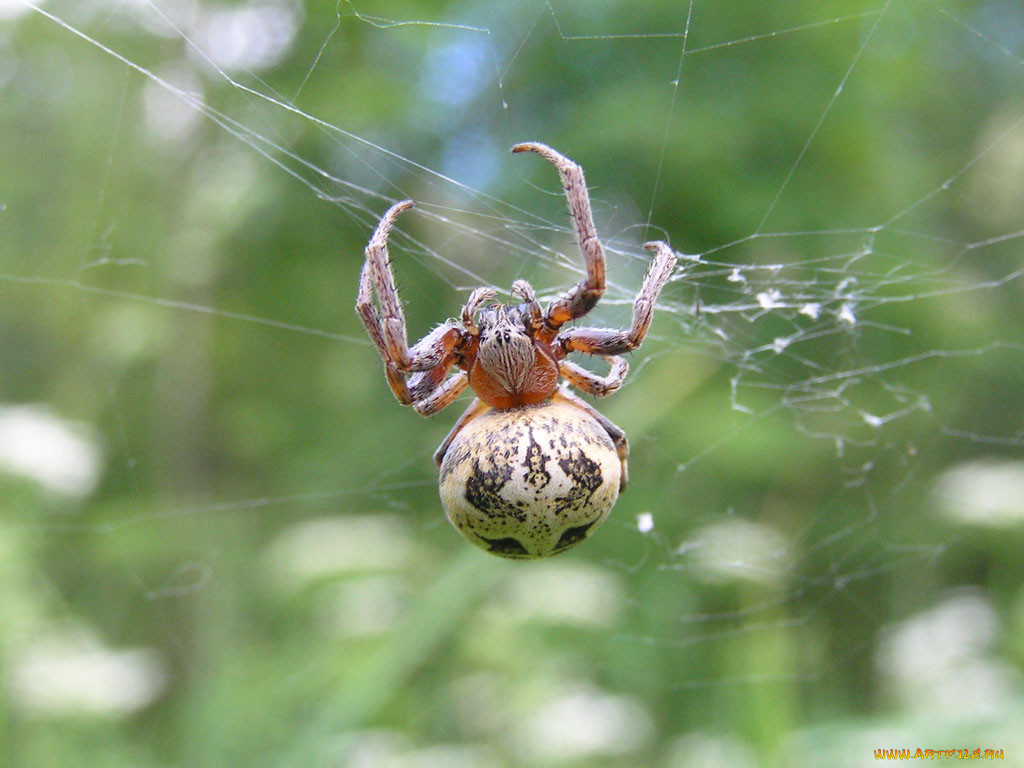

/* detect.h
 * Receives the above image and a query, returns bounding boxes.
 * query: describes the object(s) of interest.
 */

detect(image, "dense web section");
[4,0,1024,762]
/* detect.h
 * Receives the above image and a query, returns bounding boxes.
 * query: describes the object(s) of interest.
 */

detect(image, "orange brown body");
[355,141,678,493]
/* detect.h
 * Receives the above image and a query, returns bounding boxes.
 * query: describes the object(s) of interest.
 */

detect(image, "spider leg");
[374,322,464,406]
[512,142,605,332]
[356,241,391,360]
[357,201,472,407]
[356,200,419,369]
[432,397,491,467]
[552,386,629,491]
[559,357,629,398]
[461,287,496,334]
[630,240,677,344]
[558,240,677,356]
[412,370,469,417]
[407,332,461,401]
[408,323,465,370]
[511,279,543,329]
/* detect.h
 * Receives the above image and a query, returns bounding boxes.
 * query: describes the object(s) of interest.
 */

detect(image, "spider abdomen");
[438,401,621,558]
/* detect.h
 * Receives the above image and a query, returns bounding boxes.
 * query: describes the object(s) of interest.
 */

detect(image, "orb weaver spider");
[356,142,676,557]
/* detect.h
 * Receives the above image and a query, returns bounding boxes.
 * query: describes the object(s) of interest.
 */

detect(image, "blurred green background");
[2,1,1024,766]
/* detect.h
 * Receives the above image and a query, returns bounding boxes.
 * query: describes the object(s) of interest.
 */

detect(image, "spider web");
[3,0,1023,765]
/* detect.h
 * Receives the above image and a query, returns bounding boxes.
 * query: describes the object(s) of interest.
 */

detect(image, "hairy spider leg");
[355,199,468,412]
[511,142,607,337]
[548,240,676,402]
[461,287,496,333]
[558,357,629,398]
[511,279,543,329]
[413,370,469,416]
[557,240,677,358]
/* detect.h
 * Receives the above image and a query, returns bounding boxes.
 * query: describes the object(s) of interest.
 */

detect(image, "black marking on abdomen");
[479,535,530,557]
[522,426,551,491]
[553,520,599,552]
[465,459,523,520]
[553,449,603,515]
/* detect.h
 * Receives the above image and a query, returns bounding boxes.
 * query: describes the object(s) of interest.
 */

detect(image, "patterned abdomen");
[438,401,621,558]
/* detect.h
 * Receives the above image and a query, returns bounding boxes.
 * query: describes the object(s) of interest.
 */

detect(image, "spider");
[356,142,676,556]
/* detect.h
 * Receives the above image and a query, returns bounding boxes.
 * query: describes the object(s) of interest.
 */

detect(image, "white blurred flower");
[514,683,652,762]
[316,576,406,638]
[9,628,167,716]
[667,732,757,768]
[0,0,35,21]
[144,64,204,144]
[195,1,300,73]
[326,731,500,768]
[688,518,792,586]
[0,404,102,497]
[498,561,625,627]
[876,590,1019,716]
[265,515,415,589]
[934,458,1024,527]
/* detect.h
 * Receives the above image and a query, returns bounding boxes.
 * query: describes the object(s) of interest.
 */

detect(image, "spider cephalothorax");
[356,142,677,557]
[468,302,560,410]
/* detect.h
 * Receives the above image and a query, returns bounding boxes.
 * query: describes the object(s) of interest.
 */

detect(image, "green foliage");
[2,1,1022,766]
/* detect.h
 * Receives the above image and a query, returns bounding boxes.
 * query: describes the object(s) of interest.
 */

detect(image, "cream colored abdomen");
[438,401,621,559]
